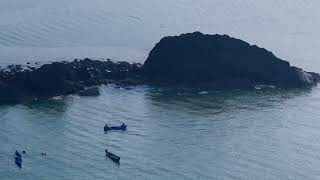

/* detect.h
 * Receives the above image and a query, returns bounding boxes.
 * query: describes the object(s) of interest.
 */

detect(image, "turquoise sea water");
[2,1,320,179]
[1,85,320,179]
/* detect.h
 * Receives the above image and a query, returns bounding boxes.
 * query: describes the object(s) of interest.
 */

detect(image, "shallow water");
[1,85,320,179]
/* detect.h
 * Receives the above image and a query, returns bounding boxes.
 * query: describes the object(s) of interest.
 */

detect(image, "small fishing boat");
[15,157,22,168]
[15,162,22,168]
[15,156,22,162]
[15,160,22,168]
[105,149,120,163]
[104,123,127,131]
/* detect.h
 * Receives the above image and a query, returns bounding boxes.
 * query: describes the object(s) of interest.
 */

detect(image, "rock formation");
[142,32,319,88]
[78,87,100,96]
[0,32,319,102]
[0,58,142,101]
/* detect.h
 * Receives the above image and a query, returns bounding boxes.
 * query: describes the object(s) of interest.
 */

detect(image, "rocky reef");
[0,32,319,101]
[142,32,319,89]
[0,59,143,101]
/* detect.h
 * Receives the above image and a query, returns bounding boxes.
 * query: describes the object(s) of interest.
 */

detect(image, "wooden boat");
[104,123,127,131]
[15,160,22,168]
[105,149,120,163]
[15,157,22,168]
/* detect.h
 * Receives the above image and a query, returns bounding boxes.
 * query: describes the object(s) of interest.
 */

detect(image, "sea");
[1,1,320,179]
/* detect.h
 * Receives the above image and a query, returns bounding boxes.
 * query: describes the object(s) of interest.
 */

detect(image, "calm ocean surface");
[1,1,320,179]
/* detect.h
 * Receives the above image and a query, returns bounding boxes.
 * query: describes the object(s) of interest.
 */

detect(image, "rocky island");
[142,32,320,88]
[0,32,319,101]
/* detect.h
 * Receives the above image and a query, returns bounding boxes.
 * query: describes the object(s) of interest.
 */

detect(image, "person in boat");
[104,122,126,131]
[104,124,110,131]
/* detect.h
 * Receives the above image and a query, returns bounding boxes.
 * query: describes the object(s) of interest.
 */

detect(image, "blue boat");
[15,160,22,168]
[104,123,127,131]
[15,156,22,162]
[15,157,22,168]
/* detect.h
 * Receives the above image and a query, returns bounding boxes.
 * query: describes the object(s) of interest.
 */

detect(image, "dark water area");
[1,1,320,179]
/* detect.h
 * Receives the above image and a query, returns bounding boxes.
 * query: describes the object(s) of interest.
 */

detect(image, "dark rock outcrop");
[142,32,319,88]
[0,32,319,102]
[0,58,143,101]
[78,87,100,96]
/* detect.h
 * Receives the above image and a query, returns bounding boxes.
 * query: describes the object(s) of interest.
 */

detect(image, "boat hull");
[15,158,22,168]
[106,152,120,163]
[104,125,127,131]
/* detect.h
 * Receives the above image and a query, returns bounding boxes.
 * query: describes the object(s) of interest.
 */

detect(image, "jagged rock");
[142,32,319,88]
[78,87,100,96]
[0,58,142,100]
[0,80,26,100]
[119,76,146,86]
[308,72,320,82]
[0,32,319,102]
[292,67,316,86]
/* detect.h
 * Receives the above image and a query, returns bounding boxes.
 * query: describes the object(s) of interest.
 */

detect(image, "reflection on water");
[145,86,313,115]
